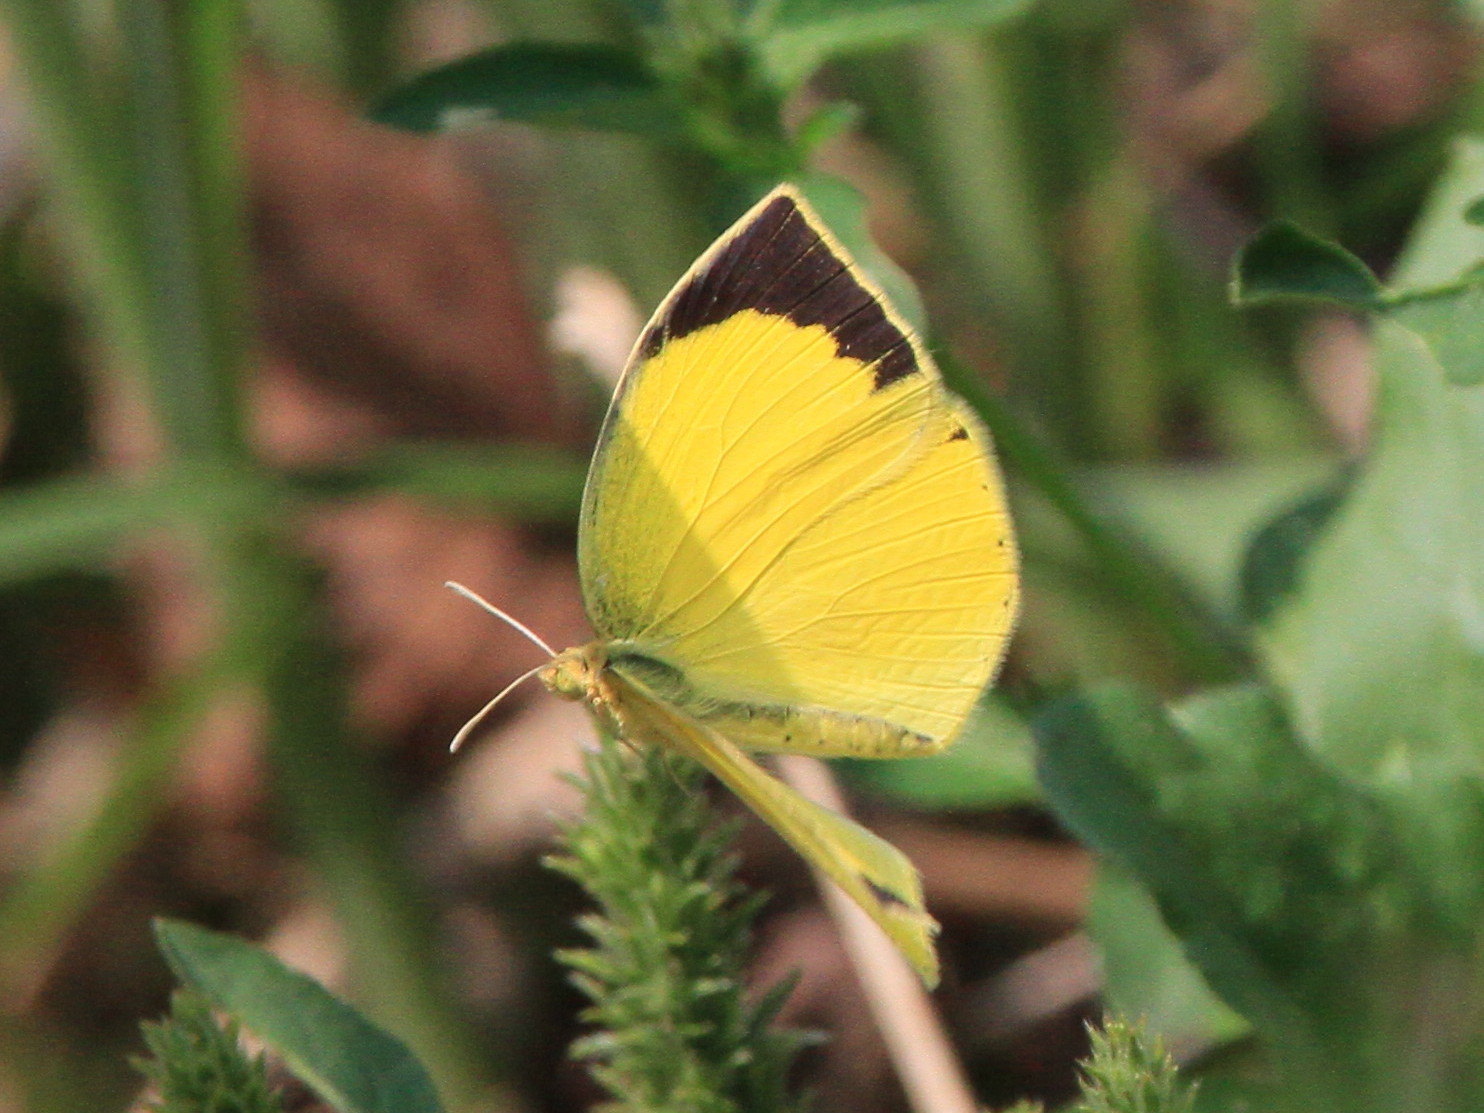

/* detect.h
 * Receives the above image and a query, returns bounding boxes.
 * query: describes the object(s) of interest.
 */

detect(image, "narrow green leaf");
[755,0,1032,86]
[289,442,587,521]
[0,468,278,588]
[373,43,681,138]
[1230,221,1384,310]
[154,920,446,1113]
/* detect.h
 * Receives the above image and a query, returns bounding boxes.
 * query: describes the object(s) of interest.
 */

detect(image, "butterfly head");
[538,643,606,703]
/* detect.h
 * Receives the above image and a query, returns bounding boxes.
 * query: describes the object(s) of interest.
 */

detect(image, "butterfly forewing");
[579,186,1018,751]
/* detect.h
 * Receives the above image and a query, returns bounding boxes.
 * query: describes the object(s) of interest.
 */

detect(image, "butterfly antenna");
[449,661,550,753]
[444,581,558,657]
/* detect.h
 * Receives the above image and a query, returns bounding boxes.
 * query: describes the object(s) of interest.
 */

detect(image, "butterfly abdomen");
[605,647,939,758]
[703,702,941,758]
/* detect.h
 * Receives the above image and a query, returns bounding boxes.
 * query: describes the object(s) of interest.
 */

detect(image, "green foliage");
[373,0,1034,201]
[1233,170,1484,387]
[748,0,1033,87]
[13,0,1484,1110]
[1232,221,1386,310]
[134,992,284,1113]
[1087,868,1248,1053]
[1047,139,1484,1113]
[154,920,446,1113]
[547,737,811,1113]
[372,44,684,137]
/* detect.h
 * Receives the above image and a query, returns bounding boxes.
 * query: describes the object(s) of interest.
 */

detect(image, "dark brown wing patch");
[636,192,921,390]
[864,876,912,909]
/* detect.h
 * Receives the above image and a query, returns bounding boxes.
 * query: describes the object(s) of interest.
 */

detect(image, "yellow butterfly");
[456,184,1018,986]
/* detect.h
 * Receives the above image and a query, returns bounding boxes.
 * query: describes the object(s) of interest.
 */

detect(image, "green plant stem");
[0,0,155,381]
[941,353,1247,684]
[1072,154,1162,458]
[911,34,1071,400]
[242,546,504,1113]
[1251,0,1330,231]
[117,0,249,461]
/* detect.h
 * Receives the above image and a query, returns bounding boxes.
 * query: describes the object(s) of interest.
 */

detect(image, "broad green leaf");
[1234,144,1484,386]
[1088,458,1338,622]
[1230,221,1384,310]
[754,0,1031,87]
[1391,140,1484,287]
[154,920,445,1113]
[841,695,1039,808]
[1035,682,1430,1109]
[1237,471,1351,626]
[1088,865,1249,1054]
[1391,280,1484,386]
[1243,141,1484,790]
[1261,323,1484,786]
[373,43,681,138]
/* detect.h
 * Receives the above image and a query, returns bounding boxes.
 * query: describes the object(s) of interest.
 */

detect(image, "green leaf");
[373,43,682,138]
[154,920,446,1113]
[0,468,278,588]
[1035,683,1425,1102]
[290,442,587,522]
[1237,471,1351,626]
[840,694,1039,808]
[755,0,1031,87]
[1087,865,1249,1055]
[1229,221,1384,310]
[1230,143,1484,386]
[1260,322,1484,788]
[1090,458,1339,622]
[1391,140,1484,288]
[1391,280,1484,386]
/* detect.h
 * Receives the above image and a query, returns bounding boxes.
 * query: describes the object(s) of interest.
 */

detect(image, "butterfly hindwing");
[606,665,940,985]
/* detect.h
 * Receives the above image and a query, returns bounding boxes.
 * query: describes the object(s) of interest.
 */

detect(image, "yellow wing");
[578,184,1018,753]
[604,665,940,985]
